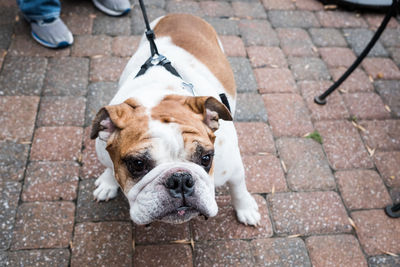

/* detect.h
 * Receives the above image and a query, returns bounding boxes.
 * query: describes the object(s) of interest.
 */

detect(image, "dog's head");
[91,95,232,224]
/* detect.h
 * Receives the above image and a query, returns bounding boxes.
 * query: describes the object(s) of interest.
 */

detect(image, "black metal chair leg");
[314,0,398,105]
[385,202,400,218]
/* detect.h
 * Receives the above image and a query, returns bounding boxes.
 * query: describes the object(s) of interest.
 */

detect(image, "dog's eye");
[201,154,213,169]
[124,158,148,175]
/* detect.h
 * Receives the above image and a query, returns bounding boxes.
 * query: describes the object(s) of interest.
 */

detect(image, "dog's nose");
[165,172,195,198]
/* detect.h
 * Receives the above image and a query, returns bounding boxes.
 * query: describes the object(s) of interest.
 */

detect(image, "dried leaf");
[312,46,318,53]
[19,141,31,145]
[377,72,384,79]
[89,14,97,19]
[288,234,302,238]
[368,75,374,82]
[366,145,375,157]
[190,238,195,250]
[269,64,279,69]
[338,88,348,94]
[92,55,103,59]
[271,185,275,195]
[77,153,83,164]
[303,132,311,138]
[15,15,19,22]
[324,4,337,10]
[385,105,391,112]
[355,13,361,18]
[229,17,240,21]
[258,152,268,156]
[390,176,395,180]
[382,250,399,257]
[281,160,287,173]
[351,121,366,132]
[132,239,135,251]
[1,50,7,57]
[348,217,357,230]
[172,239,191,244]
[69,241,74,249]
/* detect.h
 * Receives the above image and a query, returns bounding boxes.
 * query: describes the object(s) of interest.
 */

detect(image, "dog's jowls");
[90,13,261,226]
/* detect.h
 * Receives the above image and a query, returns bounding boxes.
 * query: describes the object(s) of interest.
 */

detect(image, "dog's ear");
[90,98,139,140]
[185,96,232,131]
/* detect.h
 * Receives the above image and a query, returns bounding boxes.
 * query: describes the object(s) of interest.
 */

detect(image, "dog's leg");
[93,168,119,201]
[214,122,261,226]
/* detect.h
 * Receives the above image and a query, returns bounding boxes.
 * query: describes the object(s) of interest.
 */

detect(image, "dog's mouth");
[158,206,200,224]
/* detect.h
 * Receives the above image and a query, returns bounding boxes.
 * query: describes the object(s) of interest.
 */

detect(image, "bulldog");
[90,13,261,226]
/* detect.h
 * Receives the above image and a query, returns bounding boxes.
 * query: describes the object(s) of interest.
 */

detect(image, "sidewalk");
[1,0,400,266]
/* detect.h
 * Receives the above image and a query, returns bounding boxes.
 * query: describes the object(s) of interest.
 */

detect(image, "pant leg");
[17,0,61,22]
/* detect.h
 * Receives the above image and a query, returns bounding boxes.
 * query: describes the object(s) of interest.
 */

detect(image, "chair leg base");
[314,96,327,105]
[385,205,400,218]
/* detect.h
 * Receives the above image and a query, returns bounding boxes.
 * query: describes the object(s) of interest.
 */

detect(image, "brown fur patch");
[154,14,236,97]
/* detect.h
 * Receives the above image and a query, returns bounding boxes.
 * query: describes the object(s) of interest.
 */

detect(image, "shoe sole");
[31,31,73,49]
[92,0,131,16]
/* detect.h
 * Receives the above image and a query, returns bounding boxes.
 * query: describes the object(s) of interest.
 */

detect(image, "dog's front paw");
[234,194,261,226]
[93,177,118,201]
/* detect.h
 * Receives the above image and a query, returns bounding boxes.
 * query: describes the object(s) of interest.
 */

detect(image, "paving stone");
[80,127,105,179]
[235,93,268,122]
[295,0,324,11]
[166,0,204,16]
[319,47,356,68]
[359,120,400,151]
[8,35,70,57]
[299,80,349,121]
[315,10,368,28]
[306,235,367,267]
[246,46,287,68]
[112,35,141,57]
[205,18,239,36]
[343,93,391,120]
[381,28,400,48]
[288,57,331,81]
[194,240,253,266]
[368,255,400,267]
[0,49,5,69]
[134,245,192,267]
[268,10,320,28]
[329,67,374,93]
[251,238,311,267]
[0,7,17,25]
[268,191,352,235]
[309,28,348,47]
[22,162,80,202]
[276,137,336,191]
[85,82,119,126]
[76,179,130,222]
[135,222,190,244]
[30,127,83,161]
[0,181,21,250]
[93,16,130,36]
[0,252,7,266]
[219,36,246,57]
[0,96,39,142]
[199,1,233,17]
[277,28,318,57]
[254,68,297,93]
[232,2,267,19]
[235,122,276,155]
[71,222,132,267]
[37,96,86,126]
[192,195,273,240]
[352,209,400,256]
[0,24,12,49]
[242,154,287,193]
[131,7,166,35]
[43,57,89,97]
[0,56,47,95]
[364,14,399,29]
[90,56,129,82]
[374,151,400,188]
[61,12,93,35]
[238,20,279,47]
[387,46,400,66]
[336,170,392,210]
[315,120,374,170]
[0,141,29,181]
[263,93,314,137]
[11,202,75,249]
[362,57,400,80]
[71,35,112,57]
[7,249,70,267]
[228,57,258,93]
[261,0,295,10]
[375,80,400,117]
[343,29,387,57]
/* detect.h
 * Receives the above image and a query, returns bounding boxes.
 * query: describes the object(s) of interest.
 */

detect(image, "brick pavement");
[0,0,399,266]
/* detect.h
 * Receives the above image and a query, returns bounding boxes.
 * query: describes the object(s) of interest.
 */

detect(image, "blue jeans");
[17,0,61,22]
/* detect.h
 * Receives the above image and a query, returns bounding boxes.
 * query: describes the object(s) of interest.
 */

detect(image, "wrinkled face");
[91,95,232,225]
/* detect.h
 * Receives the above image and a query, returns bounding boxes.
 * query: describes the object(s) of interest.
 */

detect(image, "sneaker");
[31,18,73,48]
[92,0,131,16]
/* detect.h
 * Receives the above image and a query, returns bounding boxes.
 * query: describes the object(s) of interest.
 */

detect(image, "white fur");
[94,16,260,226]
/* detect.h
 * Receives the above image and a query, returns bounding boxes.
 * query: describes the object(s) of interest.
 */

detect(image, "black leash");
[135,0,231,112]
